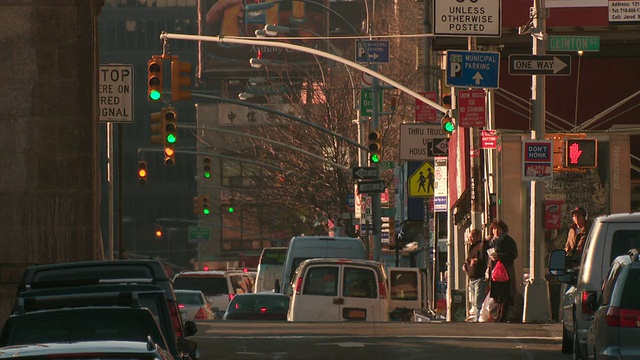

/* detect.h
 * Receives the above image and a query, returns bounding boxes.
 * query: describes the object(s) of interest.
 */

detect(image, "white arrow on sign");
[472,72,484,85]
[552,57,568,73]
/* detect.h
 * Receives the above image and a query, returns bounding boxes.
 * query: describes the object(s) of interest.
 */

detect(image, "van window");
[292,257,313,273]
[610,231,640,263]
[303,267,338,296]
[343,268,377,299]
[173,277,228,296]
[620,269,640,310]
[390,271,418,300]
[229,274,253,294]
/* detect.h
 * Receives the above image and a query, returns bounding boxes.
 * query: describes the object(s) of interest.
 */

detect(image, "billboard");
[202,0,329,77]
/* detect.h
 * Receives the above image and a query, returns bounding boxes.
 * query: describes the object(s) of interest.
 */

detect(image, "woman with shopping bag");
[487,220,518,322]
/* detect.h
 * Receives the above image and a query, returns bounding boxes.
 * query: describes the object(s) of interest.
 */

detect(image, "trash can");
[450,289,466,322]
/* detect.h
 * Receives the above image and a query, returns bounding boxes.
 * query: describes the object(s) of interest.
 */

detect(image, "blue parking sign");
[446,50,500,89]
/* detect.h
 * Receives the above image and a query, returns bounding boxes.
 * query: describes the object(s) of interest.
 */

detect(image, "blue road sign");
[446,50,500,89]
[356,40,389,64]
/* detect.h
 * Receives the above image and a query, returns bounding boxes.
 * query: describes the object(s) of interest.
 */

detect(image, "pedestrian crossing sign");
[408,161,434,197]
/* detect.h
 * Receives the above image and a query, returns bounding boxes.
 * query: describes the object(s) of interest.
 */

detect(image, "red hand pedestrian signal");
[568,142,583,164]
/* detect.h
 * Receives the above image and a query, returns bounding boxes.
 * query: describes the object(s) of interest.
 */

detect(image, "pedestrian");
[564,206,592,268]
[462,228,488,322]
[487,220,518,323]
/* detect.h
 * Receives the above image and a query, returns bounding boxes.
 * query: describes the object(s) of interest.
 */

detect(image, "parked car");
[586,249,640,360]
[175,289,215,321]
[548,212,640,359]
[284,258,390,322]
[0,305,168,348]
[223,292,290,321]
[0,340,174,360]
[281,236,367,289]
[15,260,197,360]
[173,270,255,318]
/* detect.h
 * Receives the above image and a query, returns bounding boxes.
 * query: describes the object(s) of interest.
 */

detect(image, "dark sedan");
[223,293,289,321]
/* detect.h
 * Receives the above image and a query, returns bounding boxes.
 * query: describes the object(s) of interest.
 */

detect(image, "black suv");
[15,260,197,360]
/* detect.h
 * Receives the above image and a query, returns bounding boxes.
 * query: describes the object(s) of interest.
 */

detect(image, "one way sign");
[508,54,571,76]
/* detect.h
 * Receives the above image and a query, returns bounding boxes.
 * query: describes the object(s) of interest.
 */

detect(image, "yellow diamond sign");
[408,161,434,197]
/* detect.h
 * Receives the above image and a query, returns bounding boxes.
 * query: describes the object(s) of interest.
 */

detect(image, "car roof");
[0,340,163,358]
[298,258,384,268]
[174,289,205,294]
[594,212,640,223]
[290,236,361,242]
[174,270,247,277]
[232,292,288,298]
[7,305,155,319]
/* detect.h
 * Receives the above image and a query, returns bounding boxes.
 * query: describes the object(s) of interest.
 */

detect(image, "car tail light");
[260,307,267,313]
[606,307,640,327]
[581,291,594,315]
[178,304,185,309]
[295,277,303,295]
[378,281,387,297]
[228,294,235,302]
[194,307,207,320]
[168,300,183,337]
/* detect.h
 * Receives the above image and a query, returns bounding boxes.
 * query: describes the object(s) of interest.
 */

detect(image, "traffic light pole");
[371,66,382,262]
[523,0,552,323]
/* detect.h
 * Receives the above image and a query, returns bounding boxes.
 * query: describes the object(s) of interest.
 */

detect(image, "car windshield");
[230,295,289,313]
[173,276,228,296]
[176,291,205,306]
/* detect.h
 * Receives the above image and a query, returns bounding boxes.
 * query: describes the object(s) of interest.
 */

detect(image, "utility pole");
[372,65,382,262]
[523,0,552,323]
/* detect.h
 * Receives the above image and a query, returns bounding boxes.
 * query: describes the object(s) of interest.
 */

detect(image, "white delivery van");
[284,258,390,321]
[280,236,367,289]
[254,247,287,293]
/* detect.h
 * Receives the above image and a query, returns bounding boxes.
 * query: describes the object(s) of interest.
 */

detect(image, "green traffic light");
[203,208,210,215]
[166,133,176,144]
[443,121,455,133]
[149,90,161,101]
[204,171,211,179]
[228,207,234,213]
[370,153,381,163]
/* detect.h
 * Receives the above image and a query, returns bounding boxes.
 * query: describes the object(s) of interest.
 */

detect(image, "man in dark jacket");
[463,228,488,322]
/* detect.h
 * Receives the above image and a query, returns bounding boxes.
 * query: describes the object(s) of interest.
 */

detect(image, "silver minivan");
[284,258,390,322]
[549,212,640,360]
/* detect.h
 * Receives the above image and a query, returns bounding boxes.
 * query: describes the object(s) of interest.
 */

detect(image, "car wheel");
[561,322,573,354]
[573,317,583,360]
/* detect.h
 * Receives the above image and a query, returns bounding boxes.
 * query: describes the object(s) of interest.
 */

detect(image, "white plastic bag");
[478,292,499,322]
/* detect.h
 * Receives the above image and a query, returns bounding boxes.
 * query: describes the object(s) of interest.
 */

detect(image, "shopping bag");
[491,260,509,282]
[479,292,499,322]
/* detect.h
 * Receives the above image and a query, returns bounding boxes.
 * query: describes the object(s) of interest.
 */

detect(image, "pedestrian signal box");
[565,139,597,168]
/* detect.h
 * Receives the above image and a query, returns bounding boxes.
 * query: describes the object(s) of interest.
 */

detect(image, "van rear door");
[341,265,386,321]
[294,265,341,321]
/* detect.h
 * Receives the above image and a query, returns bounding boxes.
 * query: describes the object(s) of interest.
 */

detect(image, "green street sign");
[548,36,600,52]
[360,89,384,117]
[381,207,396,217]
[188,226,210,244]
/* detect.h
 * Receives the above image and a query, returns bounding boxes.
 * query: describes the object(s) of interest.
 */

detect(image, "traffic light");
[202,195,211,215]
[150,110,165,145]
[368,130,382,164]
[565,139,598,168]
[155,225,163,240]
[147,57,163,102]
[203,157,212,179]
[441,116,455,136]
[164,145,175,166]
[226,198,236,213]
[171,58,192,102]
[164,107,177,145]
[137,161,147,185]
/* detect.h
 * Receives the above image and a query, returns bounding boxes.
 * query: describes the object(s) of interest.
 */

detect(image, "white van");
[280,236,366,289]
[254,247,287,293]
[284,258,390,322]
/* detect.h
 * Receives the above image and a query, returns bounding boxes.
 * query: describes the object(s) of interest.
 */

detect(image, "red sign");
[457,89,486,127]
[480,129,497,149]
[545,200,564,230]
[415,91,437,123]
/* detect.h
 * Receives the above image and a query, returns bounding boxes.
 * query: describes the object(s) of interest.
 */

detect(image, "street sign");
[446,50,500,89]
[357,180,385,194]
[408,161,434,197]
[480,129,498,149]
[99,64,134,123]
[433,0,502,37]
[355,40,390,64]
[381,208,396,217]
[609,2,640,23]
[188,226,210,244]
[430,138,450,157]
[415,91,438,123]
[522,140,553,181]
[360,89,384,117]
[434,157,448,211]
[400,124,448,160]
[352,166,379,180]
[457,89,486,127]
[548,36,600,52]
[509,54,571,76]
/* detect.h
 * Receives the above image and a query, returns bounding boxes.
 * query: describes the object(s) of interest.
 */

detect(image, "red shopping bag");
[491,260,509,282]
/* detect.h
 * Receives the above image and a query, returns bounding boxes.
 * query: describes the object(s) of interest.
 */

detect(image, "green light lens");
[370,153,381,163]
[228,207,234,213]
[443,121,455,133]
[204,171,211,179]
[203,208,210,215]
[166,134,176,144]
[149,90,161,101]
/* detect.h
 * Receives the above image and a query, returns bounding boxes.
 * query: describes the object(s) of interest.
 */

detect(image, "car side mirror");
[183,320,198,337]
[283,283,293,296]
[549,249,567,276]
[177,337,198,360]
